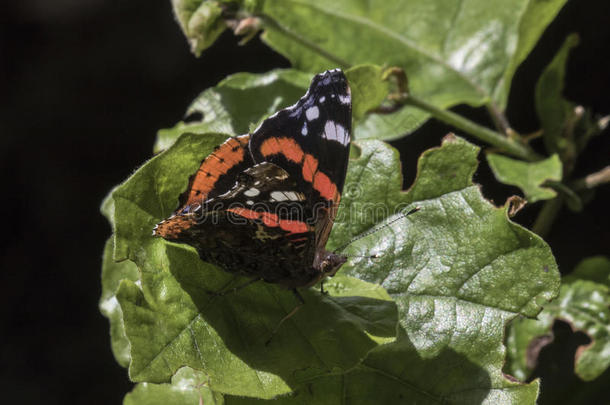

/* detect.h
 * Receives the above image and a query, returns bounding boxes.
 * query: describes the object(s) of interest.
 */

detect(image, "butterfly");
[154,69,351,296]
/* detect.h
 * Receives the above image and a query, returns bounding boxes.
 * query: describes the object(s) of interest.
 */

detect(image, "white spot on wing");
[301,122,308,136]
[339,94,350,105]
[319,96,326,103]
[284,191,303,201]
[324,121,349,145]
[270,191,288,202]
[306,106,319,121]
[270,191,304,202]
[244,188,260,197]
[246,200,254,205]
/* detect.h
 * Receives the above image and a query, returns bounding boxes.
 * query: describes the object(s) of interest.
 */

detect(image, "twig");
[404,94,543,161]
[486,101,511,134]
[572,166,610,190]
[532,198,563,238]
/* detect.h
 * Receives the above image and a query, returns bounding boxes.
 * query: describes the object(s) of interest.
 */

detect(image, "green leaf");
[99,238,140,367]
[344,64,390,121]
[257,0,567,139]
[223,138,557,402]
[535,34,580,154]
[111,133,229,261]
[104,131,558,402]
[106,132,397,398]
[487,153,562,203]
[336,136,558,401]
[124,367,224,405]
[506,256,610,382]
[172,0,227,56]
[155,69,311,153]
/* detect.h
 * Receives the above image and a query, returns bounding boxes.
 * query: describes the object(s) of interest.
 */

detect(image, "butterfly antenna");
[334,206,420,255]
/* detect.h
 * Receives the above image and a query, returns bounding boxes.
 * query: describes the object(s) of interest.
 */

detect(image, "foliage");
[506,257,610,382]
[101,0,609,403]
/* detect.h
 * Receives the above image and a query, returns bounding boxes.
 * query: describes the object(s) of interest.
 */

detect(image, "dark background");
[1,1,608,404]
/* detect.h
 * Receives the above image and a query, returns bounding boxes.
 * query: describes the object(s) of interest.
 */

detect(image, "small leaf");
[487,153,562,202]
[344,64,390,121]
[155,69,311,152]
[124,366,224,405]
[535,34,580,154]
[172,0,227,56]
[506,256,610,381]
[99,238,140,367]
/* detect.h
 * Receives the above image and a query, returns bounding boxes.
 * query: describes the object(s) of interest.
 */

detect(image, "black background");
[1,1,609,404]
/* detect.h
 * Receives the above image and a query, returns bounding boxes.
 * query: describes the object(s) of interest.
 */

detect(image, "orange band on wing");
[261,212,280,227]
[186,136,250,204]
[279,219,309,234]
[312,171,337,201]
[259,136,340,204]
[302,154,318,183]
[260,137,304,163]
[227,208,310,235]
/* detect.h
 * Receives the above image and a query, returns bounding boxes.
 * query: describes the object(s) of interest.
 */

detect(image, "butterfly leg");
[265,289,305,346]
[319,280,329,295]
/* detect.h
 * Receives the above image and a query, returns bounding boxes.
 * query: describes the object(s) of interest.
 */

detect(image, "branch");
[404,95,543,161]
[572,166,610,190]
[532,198,563,238]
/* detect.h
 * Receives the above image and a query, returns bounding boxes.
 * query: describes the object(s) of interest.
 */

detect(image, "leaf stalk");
[404,94,543,161]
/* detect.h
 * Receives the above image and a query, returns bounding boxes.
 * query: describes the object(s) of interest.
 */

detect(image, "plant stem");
[532,197,563,238]
[257,14,352,69]
[405,94,543,161]
[572,165,610,190]
[486,102,510,134]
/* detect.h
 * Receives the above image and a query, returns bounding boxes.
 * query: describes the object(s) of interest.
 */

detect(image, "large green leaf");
[220,135,558,403]
[103,132,558,403]
[487,153,562,203]
[506,256,610,382]
[258,0,567,140]
[106,132,398,398]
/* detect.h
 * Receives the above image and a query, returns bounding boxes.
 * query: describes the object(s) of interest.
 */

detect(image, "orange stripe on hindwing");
[259,137,339,203]
[227,207,310,235]
[186,136,250,204]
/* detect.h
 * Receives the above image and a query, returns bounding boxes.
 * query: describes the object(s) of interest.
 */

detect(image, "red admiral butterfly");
[154,69,351,291]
